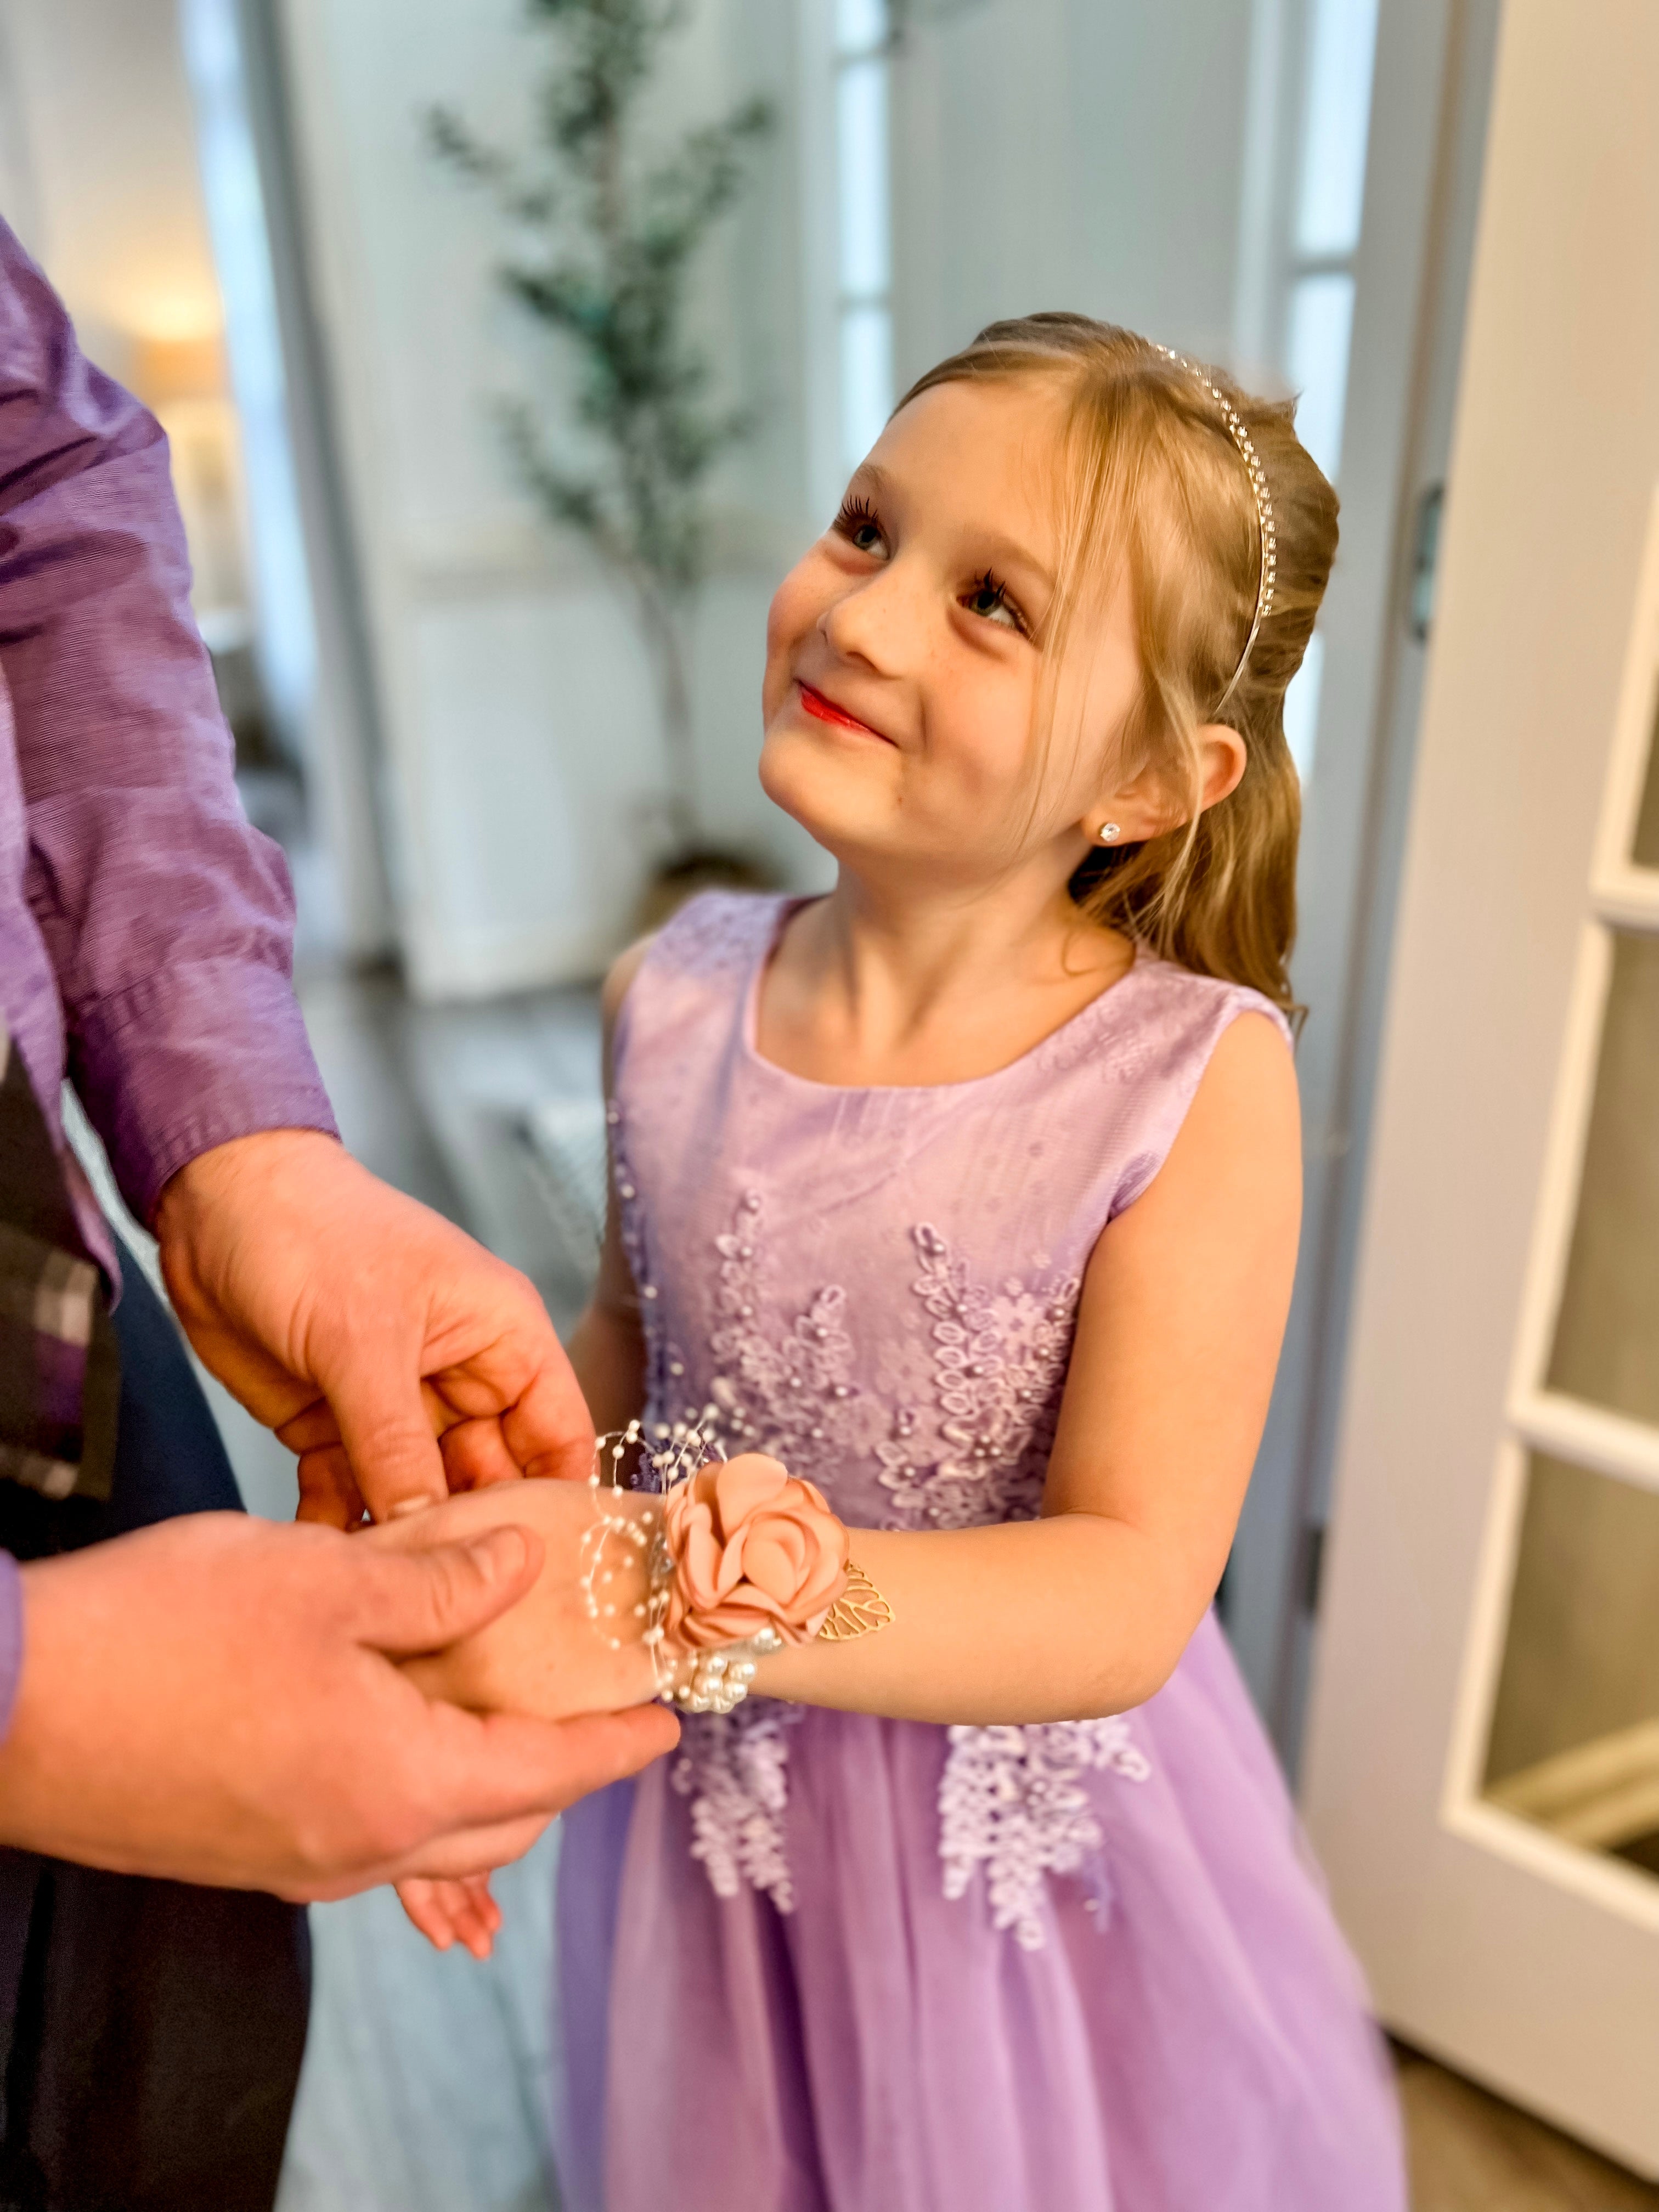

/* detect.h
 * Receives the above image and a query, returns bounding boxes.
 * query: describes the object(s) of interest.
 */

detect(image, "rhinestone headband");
[1154,346,1277,715]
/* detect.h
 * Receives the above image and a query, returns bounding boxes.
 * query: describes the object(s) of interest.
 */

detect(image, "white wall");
[890,0,1257,385]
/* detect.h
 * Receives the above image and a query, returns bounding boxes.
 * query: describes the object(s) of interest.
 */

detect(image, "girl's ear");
[1192,722,1248,813]
[1085,724,1248,844]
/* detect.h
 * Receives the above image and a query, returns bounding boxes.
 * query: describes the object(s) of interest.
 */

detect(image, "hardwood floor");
[1398,2049,1659,2211]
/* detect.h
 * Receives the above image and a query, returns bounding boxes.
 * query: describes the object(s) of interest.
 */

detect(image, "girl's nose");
[818,559,917,676]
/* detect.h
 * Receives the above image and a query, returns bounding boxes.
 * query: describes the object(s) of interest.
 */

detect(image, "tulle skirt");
[551,1612,1406,2212]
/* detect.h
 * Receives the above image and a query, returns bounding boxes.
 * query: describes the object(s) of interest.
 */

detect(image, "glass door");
[1297,2,1659,2175]
[1457,506,1659,1922]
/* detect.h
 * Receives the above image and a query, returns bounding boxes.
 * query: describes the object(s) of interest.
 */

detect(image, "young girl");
[399,314,1407,2210]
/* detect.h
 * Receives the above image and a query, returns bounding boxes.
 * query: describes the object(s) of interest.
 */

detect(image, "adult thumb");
[355,1525,545,1657]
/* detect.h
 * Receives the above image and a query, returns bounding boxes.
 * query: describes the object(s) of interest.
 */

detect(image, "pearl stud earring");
[1097,822,1121,843]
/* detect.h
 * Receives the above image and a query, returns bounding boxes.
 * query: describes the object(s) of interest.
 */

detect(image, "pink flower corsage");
[662,1453,850,1651]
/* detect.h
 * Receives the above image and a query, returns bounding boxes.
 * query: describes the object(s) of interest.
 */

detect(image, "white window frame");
[1237,0,1382,785]
[798,0,896,526]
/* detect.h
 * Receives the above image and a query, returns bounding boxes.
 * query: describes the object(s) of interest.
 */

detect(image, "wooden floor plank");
[1398,2052,1659,2212]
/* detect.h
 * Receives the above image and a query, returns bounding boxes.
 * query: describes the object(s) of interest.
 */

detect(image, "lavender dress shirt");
[0,218,338,1734]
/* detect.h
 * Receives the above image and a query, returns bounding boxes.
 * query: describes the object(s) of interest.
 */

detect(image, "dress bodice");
[611,892,1288,1531]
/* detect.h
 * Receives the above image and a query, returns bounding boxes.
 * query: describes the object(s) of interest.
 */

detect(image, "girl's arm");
[562,941,653,1435]
[751,1009,1300,1723]
[405,1007,1299,1731]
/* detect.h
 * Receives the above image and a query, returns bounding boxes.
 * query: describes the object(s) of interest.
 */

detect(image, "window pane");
[1548,931,1659,1426]
[840,303,893,472]
[1295,0,1381,259]
[1286,271,1356,484]
[837,56,890,300]
[1282,628,1324,784]
[1633,690,1659,869]
[1483,1454,1659,1884]
[836,0,888,58]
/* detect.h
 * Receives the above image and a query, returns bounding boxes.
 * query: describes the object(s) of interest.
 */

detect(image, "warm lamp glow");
[132,331,228,408]
[117,284,224,346]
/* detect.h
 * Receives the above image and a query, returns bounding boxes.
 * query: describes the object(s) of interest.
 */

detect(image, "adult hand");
[0,1511,676,1897]
[154,1130,594,1526]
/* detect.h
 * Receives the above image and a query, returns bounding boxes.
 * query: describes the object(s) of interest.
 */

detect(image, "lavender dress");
[554,893,1404,2212]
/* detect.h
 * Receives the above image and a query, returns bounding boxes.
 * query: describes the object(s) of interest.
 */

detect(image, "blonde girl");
[399,314,1407,2212]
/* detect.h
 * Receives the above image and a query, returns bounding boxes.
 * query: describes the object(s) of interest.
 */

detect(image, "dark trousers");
[0,1250,309,2212]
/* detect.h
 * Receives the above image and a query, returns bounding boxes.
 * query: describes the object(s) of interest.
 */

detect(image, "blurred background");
[3,1,1658,2206]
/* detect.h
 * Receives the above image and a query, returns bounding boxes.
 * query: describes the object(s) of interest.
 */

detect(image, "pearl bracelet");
[664,1627,785,1714]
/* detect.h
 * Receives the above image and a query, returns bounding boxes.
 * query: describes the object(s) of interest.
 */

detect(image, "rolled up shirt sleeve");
[0,223,337,1223]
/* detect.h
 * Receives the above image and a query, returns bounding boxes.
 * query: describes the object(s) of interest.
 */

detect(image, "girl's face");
[760,377,1140,893]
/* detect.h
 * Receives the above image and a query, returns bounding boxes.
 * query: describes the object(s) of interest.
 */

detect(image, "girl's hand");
[368,1478,661,1723]
[395,1872,503,1960]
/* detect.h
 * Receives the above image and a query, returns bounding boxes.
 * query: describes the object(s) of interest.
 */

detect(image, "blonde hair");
[897,313,1339,1020]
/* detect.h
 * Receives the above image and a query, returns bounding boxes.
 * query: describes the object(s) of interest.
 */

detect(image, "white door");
[1300,0,1659,2176]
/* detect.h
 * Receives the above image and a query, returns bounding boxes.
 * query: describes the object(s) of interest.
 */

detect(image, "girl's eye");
[833,497,887,558]
[963,570,1028,636]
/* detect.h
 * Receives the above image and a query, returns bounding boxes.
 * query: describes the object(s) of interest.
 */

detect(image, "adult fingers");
[296,1412,513,1517]
[297,1445,366,1530]
[500,1348,600,1482]
[277,1398,340,1455]
[280,1378,465,1458]
[320,1333,451,1521]
[413,1705,679,1839]
[279,1826,540,1905]
[297,1712,675,1899]
[387,1812,553,1884]
[349,1526,546,1657]
[439,1415,526,1494]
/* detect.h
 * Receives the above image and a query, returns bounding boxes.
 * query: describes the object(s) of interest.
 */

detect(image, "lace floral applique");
[659,1191,1147,1944]
[703,1188,865,1488]
[876,1224,1079,1532]
[606,1104,679,1424]
[664,1188,867,1910]
[671,1704,806,1911]
[938,1719,1152,1950]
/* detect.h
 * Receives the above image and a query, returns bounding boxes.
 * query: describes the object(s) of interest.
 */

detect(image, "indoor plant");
[428,0,775,918]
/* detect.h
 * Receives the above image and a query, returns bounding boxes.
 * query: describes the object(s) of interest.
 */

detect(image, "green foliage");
[426,0,772,607]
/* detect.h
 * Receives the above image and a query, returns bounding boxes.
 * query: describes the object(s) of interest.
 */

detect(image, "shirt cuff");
[0,1552,23,1745]
[74,957,341,1224]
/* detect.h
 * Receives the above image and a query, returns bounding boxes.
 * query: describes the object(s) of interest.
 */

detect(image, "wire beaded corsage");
[580,1421,893,1715]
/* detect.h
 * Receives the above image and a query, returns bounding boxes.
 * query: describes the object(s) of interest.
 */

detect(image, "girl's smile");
[795,680,895,745]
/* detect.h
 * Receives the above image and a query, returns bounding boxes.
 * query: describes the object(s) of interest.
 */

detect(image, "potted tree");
[429,0,776,927]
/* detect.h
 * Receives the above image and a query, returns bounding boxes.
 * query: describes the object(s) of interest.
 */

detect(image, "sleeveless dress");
[552,892,1406,2212]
